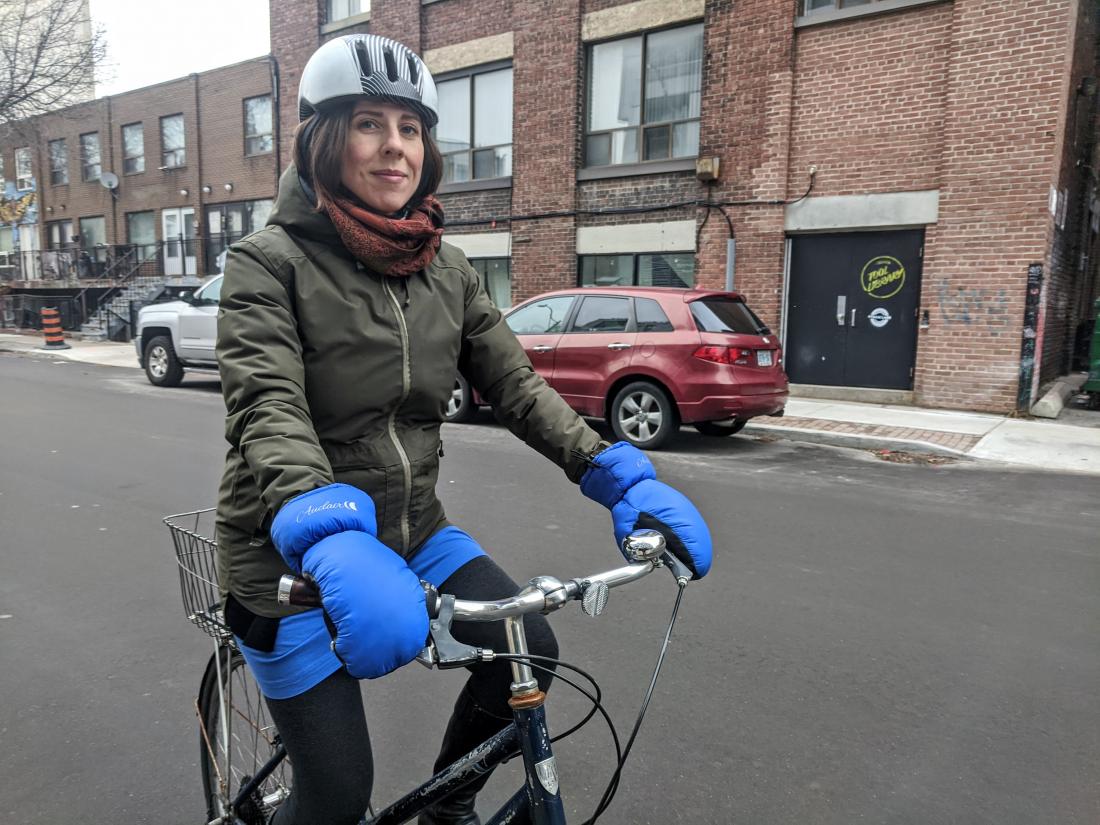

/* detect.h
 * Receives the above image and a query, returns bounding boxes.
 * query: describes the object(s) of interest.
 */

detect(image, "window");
[691,297,769,335]
[15,147,33,189]
[160,114,185,168]
[126,211,157,261]
[79,216,106,248]
[195,274,223,304]
[47,139,68,185]
[0,154,5,189]
[46,220,74,249]
[572,296,631,333]
[327,0,363,22]
[204,199,273,272]
[505,296,575,335]
[579,253,695,288]
[80,133,101,182]
[470,258,512,309]
[122,123,144,174]
[803,0,876,11]
[585,24,702,167]
[78,216,107,278]
[435,66,513,184]
[635,297,673,332]
[243,95,273,156]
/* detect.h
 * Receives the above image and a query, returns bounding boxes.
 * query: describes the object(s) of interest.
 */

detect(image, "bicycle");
[166,508,693,825]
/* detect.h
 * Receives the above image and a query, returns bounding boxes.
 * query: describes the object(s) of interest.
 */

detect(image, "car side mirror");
[179,291,195,303]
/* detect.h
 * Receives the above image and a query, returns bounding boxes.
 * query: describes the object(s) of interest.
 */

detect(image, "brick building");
[270,0,1100,413]
[0,56,276,327]
[2,0,1096,414]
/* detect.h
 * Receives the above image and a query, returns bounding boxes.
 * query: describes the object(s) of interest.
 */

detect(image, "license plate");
[756,350,774,367]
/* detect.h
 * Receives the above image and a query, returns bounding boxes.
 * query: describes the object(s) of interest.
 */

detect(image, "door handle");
[607,342,632,351]
[532,345,554,353]
[836,295,847,326]
[850,309,857,327]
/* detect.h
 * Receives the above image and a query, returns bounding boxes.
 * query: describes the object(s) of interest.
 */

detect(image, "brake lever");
[415,593,489,670]
[661,552,693,586]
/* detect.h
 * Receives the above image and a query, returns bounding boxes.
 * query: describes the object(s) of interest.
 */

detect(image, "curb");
[744,422,975,460]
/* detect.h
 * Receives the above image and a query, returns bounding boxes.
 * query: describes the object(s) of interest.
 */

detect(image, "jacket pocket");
[331,464,388,536]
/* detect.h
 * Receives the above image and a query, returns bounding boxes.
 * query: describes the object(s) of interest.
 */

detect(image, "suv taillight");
[693,346,753,366]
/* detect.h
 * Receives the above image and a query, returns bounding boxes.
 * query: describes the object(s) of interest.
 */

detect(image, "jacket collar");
[266,164,342,246]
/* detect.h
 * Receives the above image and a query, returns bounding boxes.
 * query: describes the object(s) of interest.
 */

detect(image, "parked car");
[445,287,788,449]
[135,274,222,386]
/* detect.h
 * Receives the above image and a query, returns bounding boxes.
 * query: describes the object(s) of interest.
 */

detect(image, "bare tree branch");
[0,0,109,127]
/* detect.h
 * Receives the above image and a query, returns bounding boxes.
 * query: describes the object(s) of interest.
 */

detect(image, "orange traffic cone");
[40,307,71,350]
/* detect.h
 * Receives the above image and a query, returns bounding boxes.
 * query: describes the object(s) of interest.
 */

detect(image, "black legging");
[265,555,559,824]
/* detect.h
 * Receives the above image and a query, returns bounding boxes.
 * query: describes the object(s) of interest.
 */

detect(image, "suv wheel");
[443,373,476,423]
[144,335,184,387]
[610,381,678,450]
[693,418,748,437]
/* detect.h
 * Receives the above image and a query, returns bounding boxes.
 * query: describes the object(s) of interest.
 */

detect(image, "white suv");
[135,274,222,386]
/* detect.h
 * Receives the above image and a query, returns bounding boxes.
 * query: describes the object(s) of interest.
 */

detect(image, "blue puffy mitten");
[271,484,428,679]
[580,442,712,579]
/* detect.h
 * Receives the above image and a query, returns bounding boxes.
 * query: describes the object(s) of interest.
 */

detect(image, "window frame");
[583,22,704,171]
[326,0,364,24]
[121,123,145,175]
[434,59,514,191]
[79,132,101,182]
[14,146,33,190]
[243,95,274,157]
[795,0,950,26]
[47,138,69,186]
[159,113,186,169]
[577,252,697,289]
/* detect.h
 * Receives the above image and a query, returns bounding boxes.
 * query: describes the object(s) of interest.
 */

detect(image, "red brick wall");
[270,0,324,167]
[510,0,582,296]
[370,0,422,51]
[915,0,1072,411]
[198,59,278,212]
[1039,0,1099,384]
[789,4,951,197]
[423,0,511,50]
[35,100,114,241]
[694,0,793,329]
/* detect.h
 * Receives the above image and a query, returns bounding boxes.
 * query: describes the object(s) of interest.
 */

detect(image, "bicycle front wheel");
[198,645,292,822]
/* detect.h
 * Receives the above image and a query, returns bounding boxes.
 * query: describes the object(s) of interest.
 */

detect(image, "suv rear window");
[691,297,770,335]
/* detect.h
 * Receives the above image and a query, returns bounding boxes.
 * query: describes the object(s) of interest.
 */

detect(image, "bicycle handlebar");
[277,529,680,621]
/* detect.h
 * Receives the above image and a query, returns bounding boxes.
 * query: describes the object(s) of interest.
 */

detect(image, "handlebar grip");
[278,575,443,618]
[277,574,322,608]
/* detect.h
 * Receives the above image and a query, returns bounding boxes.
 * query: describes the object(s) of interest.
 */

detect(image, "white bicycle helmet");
[298,34,439,128]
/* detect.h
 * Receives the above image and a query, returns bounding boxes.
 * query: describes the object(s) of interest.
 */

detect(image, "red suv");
[446,287,788,450]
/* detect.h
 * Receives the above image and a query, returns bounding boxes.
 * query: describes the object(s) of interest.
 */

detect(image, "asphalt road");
[1,352,1098,824]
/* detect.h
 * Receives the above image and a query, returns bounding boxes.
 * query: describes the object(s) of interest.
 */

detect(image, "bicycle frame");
[222,614,567,825]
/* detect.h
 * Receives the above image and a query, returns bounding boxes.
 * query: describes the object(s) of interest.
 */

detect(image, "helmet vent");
[406,54,419,86]
[353,39,372,78]
[383,48,400,82]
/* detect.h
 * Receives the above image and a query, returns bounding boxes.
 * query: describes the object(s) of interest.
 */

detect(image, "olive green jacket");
[215,167,603,617]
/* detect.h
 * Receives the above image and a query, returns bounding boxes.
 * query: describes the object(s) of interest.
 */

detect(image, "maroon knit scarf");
[326,195,445,277]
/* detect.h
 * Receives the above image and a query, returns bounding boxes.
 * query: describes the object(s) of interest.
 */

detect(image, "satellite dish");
[100,171,119,190]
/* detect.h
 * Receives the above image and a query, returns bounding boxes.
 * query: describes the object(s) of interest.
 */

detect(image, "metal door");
[786,230,923,390]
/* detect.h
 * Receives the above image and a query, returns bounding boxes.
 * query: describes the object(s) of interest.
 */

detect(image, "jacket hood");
[266,164,342,244]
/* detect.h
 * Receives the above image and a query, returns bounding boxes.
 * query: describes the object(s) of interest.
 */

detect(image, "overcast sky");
[89,0,271,97]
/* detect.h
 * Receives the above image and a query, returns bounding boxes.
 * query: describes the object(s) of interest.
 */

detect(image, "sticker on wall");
[868,307,892,328]
[860,255,906,299]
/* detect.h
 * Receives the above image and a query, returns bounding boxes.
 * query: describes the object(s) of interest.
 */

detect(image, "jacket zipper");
[383,278,413,553]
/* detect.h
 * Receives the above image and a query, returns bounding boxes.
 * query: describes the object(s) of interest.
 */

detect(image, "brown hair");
[293,99,444,214]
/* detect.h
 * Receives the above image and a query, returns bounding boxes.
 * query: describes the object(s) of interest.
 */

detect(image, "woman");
[215,34,712,825]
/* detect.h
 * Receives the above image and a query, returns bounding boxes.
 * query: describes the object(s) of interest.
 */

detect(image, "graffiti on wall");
[935,279,1011,328]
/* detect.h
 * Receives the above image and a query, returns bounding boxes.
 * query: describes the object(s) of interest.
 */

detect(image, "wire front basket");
[165,508,231,642]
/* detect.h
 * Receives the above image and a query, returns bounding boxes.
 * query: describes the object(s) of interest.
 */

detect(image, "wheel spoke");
[637,393,655,412]
[622,396,641,415]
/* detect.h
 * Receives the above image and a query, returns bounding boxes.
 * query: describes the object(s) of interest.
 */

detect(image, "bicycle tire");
[198,646,292,822]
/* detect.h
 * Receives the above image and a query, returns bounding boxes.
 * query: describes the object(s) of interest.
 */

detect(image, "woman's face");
[340,99,425,214]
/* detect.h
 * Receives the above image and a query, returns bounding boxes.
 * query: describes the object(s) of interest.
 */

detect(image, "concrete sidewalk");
[747,397,1100,475]
[4,328,1100,475]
